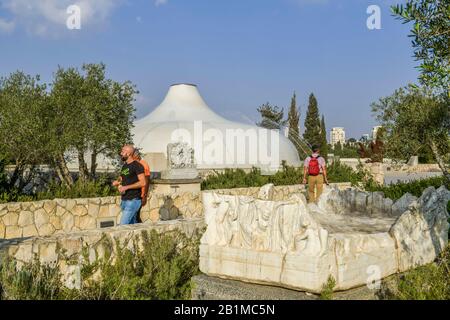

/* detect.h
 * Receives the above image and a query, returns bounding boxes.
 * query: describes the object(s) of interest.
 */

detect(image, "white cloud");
[155,0,168,7]
[0,0,123,36]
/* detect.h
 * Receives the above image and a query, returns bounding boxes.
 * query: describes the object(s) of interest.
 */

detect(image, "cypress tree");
[320,115,329,161]
[303,93,321,148]
[287,92,301,150]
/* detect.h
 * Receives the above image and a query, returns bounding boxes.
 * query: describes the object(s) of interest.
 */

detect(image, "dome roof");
[132,84,301,170]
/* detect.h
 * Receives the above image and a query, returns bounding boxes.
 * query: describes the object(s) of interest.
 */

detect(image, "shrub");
[0,257,63,300]
[72,230,200,300]
[382,245,450,300]
[0,174,119,204]
[35,176,118,201]
[319,276,336,300]
[366,176,446,201]
[0,230,201,300]
[201,161,366,190]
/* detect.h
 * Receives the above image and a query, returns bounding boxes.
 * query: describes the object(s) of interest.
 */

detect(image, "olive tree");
[371,85,449,184]
[49,63,137,184]
[392,0,449,96]
[0,72,50,191]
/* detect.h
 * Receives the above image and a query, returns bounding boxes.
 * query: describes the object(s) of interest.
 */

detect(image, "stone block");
[18,211,34,227]
[66,199,76,211]
[72,205,88,217]
[38,223,55,237]
[5,225,22,239]
[61,213,75,233]
[55,199,67,207]
[56,206,67,217]
[88,198,101,205]
[14,243,33,262]
[34,209,50,228]
[0,222,5,238]
[43,201,57,214]
[76,199,88,206]
[79,215,96,230]
[109,204,121,217]
[22,225,38,237]
[39,242,58,265]
[2,212,19,226]
[149,208,160,222]
[88,203,100,217]
[7,203,21,212]
[50,215,62,230]
[98,205,110,218]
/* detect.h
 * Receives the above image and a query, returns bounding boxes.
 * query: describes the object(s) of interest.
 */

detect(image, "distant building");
[360,134,370,142]
[330,127,346,146]
[372,126,383,141]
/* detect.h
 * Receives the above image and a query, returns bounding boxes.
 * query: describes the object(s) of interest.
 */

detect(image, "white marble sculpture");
[200,184,450,292]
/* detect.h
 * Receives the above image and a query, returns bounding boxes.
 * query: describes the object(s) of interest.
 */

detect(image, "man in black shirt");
[112,145,146,225]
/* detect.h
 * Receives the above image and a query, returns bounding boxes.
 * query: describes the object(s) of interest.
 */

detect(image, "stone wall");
[0,192,202,240]
[0,218,205,289]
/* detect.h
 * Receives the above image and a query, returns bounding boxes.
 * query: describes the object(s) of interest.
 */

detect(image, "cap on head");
[312,145,320,153]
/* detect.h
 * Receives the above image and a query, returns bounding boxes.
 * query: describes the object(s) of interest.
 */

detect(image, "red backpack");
[308,156,320,176]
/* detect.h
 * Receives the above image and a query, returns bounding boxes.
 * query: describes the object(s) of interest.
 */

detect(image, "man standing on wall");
[302,145,329,203]
[113,145,146,225]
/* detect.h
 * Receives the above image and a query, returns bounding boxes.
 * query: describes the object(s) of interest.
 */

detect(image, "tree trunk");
[90,148,98,180]
[429,139,450,186]
[56,153,74,187]
[17,165,36,192]
[54,163,65,185]
[8,161,24,190]
[78,149,89,182]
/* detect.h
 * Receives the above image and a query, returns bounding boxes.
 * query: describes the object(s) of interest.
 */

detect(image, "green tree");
[320,115,329,161]
[257,102,286,130]
[303,93,321,147]
[0,71,50,191]
[48,66,85,185]
[391,0,450,96]
[80,63,137,179]
[334,141,343,156]
[371,85,449,185]
[287,92,300,145]
[49,63,137,184]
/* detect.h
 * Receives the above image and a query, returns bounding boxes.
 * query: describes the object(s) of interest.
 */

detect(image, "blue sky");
[0,0,418,139]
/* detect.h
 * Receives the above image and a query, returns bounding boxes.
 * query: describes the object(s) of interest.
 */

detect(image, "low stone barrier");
[0,218,205,289]
[0,192,202,239]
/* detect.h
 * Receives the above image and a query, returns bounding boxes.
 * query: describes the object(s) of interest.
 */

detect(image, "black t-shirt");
[120,161,145,200]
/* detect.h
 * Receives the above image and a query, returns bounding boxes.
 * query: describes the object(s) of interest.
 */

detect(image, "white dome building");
[132,84,301,172]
